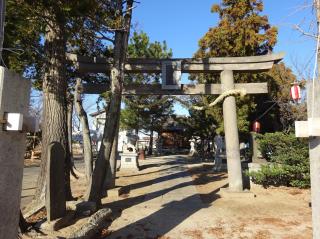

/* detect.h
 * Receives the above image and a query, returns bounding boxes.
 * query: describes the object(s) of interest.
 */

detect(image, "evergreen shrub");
[248,132,310,188]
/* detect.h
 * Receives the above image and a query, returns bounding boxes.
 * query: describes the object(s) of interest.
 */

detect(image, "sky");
[131,0,315,64]
[85,0,317,118]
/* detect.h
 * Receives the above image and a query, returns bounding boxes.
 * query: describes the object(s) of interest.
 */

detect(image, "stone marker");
[249,132,265,163]
[189,139,196,157]
[213,134,227,171]
[46,142,66,221]
[120,143,139,170]
[248,132,267,189]
[0,67,30,238]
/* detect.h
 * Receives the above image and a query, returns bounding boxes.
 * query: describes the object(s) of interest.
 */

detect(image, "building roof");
[162,116,187,132]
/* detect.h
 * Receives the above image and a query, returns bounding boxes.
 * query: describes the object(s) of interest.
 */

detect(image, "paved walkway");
[104,155,223,239]
[21,165,39,208]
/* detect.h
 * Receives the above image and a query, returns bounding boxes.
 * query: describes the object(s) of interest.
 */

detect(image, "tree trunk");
[85,82,121,203]
[69,208,112,238]
[201,138,205,161]
[85,0,133,204]
[148,129,153,155]
[135,127,139,149]
[103,119,119,190]
[67,99,73,163]
[75,78,93,182]
[34,15,72,204]
[19,211,29,233]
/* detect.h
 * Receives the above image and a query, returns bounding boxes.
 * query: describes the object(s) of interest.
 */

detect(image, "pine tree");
[85,0,134,204]
[120,31,174,155]
[4,0,117,206]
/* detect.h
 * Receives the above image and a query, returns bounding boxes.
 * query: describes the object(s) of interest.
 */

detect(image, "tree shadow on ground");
[102,159,228,238]
[105,185,226,239]
[124,165,179,176]
[121,164,226,196]
[120,156,218,194]
[120,167,192,195]
[120,155,196,178]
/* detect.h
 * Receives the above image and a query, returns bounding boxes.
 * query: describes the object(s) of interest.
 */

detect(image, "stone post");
[308,80,320,239]
[221,70,243,192]
[46,142,66,221]
[249,132,265,163]
[0,67,30,238]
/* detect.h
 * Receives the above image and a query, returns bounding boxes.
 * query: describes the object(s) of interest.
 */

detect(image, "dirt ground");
[187,165,312,239]
[23,155,312,239]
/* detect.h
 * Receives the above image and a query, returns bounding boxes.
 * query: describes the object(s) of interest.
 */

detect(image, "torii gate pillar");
[221,70,243,191]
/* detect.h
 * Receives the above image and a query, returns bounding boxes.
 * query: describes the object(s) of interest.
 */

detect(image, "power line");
[255,102,278,121]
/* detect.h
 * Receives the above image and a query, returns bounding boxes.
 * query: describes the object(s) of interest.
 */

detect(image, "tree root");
[68,208,112,239]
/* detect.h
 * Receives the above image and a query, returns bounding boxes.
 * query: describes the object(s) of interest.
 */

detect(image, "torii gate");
[68,52,284,192]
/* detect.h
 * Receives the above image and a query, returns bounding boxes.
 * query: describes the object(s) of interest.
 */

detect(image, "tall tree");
[120,31,174,155]
[85,0,134,204]
[4,0,117,206]
[69,7,115,186]
[3,1,43,78]
[191,0,281,135]
[74,78,93,182]
[36,4,72,202]
[4,0,75,204]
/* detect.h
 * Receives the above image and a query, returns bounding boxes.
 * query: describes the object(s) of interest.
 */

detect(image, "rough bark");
[34,14,73,204]
[148,128,153,155]
[103,120,119,190]
[67,97,79,179]
[69,208,112,239]
[85,0,133,204]
[67,98,74,161]
[200,138,205,161]
[75,78,93,182]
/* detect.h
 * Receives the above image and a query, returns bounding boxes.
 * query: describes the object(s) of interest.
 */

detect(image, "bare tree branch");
[293,24,318,38]
[96,31,115,43]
